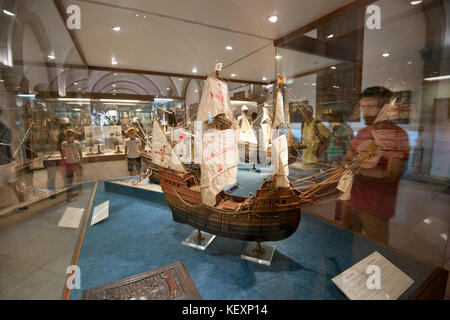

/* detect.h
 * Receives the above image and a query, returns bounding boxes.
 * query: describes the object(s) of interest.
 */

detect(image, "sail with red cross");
[200,129,238,207]
[151,118,186,172]
[196,76,234,123]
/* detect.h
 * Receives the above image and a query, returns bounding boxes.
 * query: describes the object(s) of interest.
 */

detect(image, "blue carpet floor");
[69,180,437,300]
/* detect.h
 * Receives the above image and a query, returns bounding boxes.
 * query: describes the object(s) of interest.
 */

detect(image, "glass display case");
[0,0,448,302]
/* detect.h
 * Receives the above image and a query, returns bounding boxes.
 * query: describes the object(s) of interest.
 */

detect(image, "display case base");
[241,242,275,266]
[181,229,216,250]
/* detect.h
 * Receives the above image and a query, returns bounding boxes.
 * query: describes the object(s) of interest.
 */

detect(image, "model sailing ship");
[150,72,371,245]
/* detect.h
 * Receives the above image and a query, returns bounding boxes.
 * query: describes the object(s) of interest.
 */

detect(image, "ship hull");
[169,204,300,242]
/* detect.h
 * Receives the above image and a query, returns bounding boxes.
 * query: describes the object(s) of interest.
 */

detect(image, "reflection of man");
[300,105,331,164]
[0,109,26,209]
[342,87,410,244]
[326,110,353,165]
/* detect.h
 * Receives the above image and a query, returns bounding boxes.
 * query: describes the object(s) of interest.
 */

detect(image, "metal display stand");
[181,229,216,250]
[241,242,275,266]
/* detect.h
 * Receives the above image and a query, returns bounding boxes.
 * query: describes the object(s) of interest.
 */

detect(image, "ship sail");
[272,88,285,128]
[272,134,290,188]
[197,76,234,123]
[152,119,186,172]
[238,113,258,145]
[201,129,238,207]
[271,78,290,187]
[261,104,272,149]
[197,76,238,207]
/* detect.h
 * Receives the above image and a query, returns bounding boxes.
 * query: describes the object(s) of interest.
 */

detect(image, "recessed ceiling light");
[143,15,146,18]
[113,89,117,92]
[74,82,78,85]
[111,58,118,65]
[230,74,236,77]
[166,87,170,90]
[331,66,336,70]
[225,45,233,51]
[326,34,334,39]
[262,77,267,81]
[312,83,316,86]
[194,89,198,93]
[3,10,16,16]
[48,54,55,60]
[275,55,282,60]
[112,84,117,87]
[408,61,413,64]
[410,0,423,5]
[136,13,139,17]
[112,26,121,31]
[268,15,278,23]
[78,88,81,90]
[192,67,198,73]
[382,52,390,57]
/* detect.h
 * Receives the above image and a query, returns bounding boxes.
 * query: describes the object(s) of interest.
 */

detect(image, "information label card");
[58,207,84,229]
[332,251,414,300]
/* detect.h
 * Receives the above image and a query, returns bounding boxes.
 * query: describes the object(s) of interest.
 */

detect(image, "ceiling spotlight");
[74,82,78,85]
[113,73,118,76]
[382,52,390,57]
[111,58,118,65]
[179,78,183,81]
[312,83,316,86]
[48,54,55,60]
[331,66,336,70]
[226,45,233,50]
[262,77,267,81]
[112,26,121,31]
[136,13,139,17]
[326,34,334,39]
[194,89,198,93]
[192,67,198,73]
[410,0,423,5]
[268,15,278,23]
[3,9,16,16]
[78,88,81,90]
[166,87,170,90]
[275,55,282,60]
[408,61,413,64]
[230,74,236,77]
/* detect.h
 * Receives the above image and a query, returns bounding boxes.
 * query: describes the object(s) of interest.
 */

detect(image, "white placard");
[90,201,110,226]
[215,62,223,71]
[58,207,84,229]
[332,251,414,300]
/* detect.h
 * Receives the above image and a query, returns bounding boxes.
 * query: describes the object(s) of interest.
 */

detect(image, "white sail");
[152,120,186,172]
[272,134,290,188]
[272,89,285,128]
[238,114,258,145]
[201,129,238,207]
[197,76,234,123]
[261,105,272,149]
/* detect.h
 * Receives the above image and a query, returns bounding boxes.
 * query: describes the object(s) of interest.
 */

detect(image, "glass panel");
[276,0,450,268]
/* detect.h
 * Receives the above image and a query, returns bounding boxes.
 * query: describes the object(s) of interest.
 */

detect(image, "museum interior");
[0,0,449,300]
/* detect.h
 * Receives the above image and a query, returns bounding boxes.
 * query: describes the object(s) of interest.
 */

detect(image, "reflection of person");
[0,109,26,209]
[237,105,249,127]
[300,105,331,165]
[60,129,83,201]
[124,128,143,176]
[326,110,353,165]
[131,117,146,148]
[341,87,410,244]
